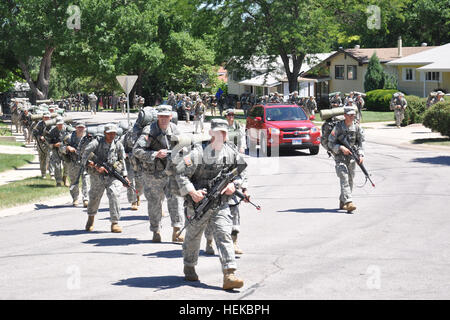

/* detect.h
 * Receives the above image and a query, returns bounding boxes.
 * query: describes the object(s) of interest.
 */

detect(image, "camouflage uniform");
[328,108,365,209]
[61,126,90,204]
[305,97,317,117]
[354,95,365,123]
[88,93,98,114]
[390,94,407,127]
[330,95,342,109]
[81,125,127,225]
[33,117,51,178]
[174,120,247,280]
[20,109,33,144]
[194,100,205,133]
[133,114,185,240]
[46,119,67,185]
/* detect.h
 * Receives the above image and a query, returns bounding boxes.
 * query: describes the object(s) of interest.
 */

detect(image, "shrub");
[402,95,427,126]
[364,53,385,92]
[365,89,398,111]
[422,101,450,137]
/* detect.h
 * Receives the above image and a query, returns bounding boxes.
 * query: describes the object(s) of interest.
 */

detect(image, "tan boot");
[83,200,89,208]
[131,202,138,211]
[232,234,243,255]
[72,200,79,207]
[172,227,184,243]
[63,176,70,187]
[111,222,122,233]
[153,231,161,243]
[223,269,244,290]
[343,202,357,212]
[184,266,199,281]
[205,239,215,255]
[85,215,95,232]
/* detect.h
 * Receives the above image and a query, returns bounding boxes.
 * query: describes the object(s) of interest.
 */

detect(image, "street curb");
[0,195,73,218]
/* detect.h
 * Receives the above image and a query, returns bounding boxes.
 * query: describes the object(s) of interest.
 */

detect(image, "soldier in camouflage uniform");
[194,98,205,133]
[305,96,317,117]
[354,94,365,124]
[330,93,342,109]
[20,108,33,144]
[81,123,128,233]
[390,92,407,128]
[429,91,445,107]
[174,119,248,290]
[184,96,192,123]
[61,122,90,207]
[33,112,52,178]
[328,106,365,213]
[46,117,68,186]
[133,106,185,243]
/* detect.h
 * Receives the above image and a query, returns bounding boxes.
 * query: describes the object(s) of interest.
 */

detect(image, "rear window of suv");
[265,107,307,121]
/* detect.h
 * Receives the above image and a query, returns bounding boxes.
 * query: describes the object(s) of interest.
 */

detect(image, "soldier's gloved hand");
[339,145,351,155]
[221,182,236,196]
[96,166,108,174]
[54,142,61,148]
[67,146,76,153]
[359,155,364,165]
[189,189,207,203]
[124,177,131,187]
[156,149,168,159]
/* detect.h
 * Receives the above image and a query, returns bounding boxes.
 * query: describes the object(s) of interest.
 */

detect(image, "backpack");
[320,119,339,153]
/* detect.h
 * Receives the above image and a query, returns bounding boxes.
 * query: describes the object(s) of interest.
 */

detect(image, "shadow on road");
[278,208,345,214]
[83,237,152,246]
[113,275,223,291]
[144,249,182,259]
[411,156,450,166]
[44,229,108,236]
[34,203,73,210]
[100,215,148,221]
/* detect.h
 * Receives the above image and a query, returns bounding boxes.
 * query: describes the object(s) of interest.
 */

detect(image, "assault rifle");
[176,161,260,237]
[338,135,375,187]
[90,157,137,194]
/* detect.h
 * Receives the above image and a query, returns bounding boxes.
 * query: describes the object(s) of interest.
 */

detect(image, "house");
[226,53,335,100]
[386,43,450,97]
[302,38,436,100]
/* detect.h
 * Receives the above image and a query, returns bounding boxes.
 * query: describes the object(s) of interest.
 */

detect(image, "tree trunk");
[279,52,304,93]
[18,46,55,100]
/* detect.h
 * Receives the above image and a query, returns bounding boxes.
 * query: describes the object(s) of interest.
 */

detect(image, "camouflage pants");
[37,142,50,176]
[125,158,144,203]
[23,127,31,144]
[394,109,405,126]
[50,149,63,183]
[335,157,356,204]
[205,203,240,240]
[183,202,237,271]
[87,173,122,223]
[142,172,184,232]
[194,115,204,133]
[66,160,89,201]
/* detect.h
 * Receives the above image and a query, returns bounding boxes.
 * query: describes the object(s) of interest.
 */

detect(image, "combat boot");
[223,269,244,290]
[111,222,122,233]
[343,202,357,212]
[172,227,184,243]
[153,231,162,243]
[339,201,345,209]
[85,215,95,232]
[232,233,243,255]
[205,239,215,255]
[131,202,138,210]
[184,266,199,281]
[72,200,79,207]
[83,200,89,208]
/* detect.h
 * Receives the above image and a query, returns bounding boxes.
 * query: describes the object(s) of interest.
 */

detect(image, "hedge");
[365,89,398,112]
[422,101,450,137]
[402,95,427,126]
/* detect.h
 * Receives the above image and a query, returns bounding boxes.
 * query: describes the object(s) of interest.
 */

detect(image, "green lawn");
[0,175,68,209]
[0,153,35,173]
[314,110,393,123]
[0,140,25,147]
[411,138,450,146]
[0,121,12,136]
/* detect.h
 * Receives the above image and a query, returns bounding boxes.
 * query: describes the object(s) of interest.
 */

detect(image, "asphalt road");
[1,111,450,300]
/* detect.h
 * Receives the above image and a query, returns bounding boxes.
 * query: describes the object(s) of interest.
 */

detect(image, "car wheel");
[260,133,271,157]
[309,146,319,155]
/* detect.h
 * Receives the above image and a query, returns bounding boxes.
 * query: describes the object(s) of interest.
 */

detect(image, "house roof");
[343,46,435,63]
[387,43,450,71]
[238,73,281,87]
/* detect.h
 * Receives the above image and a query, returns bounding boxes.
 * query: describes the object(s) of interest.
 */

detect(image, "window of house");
[276,84,283,93]
[403,68,415,81]
[335,65,344,80]
[347,65,357,80]
[425,72,440,81]
[232,70,240,82]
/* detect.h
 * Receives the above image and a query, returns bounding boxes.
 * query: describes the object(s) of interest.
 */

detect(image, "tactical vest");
[227,121,241,147]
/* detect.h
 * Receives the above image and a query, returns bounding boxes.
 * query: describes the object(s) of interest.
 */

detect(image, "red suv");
[245,104,321,156]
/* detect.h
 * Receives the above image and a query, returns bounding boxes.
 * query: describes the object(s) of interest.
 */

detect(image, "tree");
[364,53,385,92]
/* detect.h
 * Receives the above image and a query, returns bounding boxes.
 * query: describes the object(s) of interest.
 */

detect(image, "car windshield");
[265,107,307,121]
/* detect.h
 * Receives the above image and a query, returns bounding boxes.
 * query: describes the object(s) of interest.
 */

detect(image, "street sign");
[116,75,138,95]
[116,75,138,125]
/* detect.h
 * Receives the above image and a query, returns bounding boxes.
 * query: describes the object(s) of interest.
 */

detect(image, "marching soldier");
[61,121,90,207]
[194,98,205,133]
[174,119,248,290]
[390,92,407,128]
[133,106,185,243]
[330,93,342,109]
[81,123,129,233]
[46,117,68,187]
[33,112,52,179]
[20,108,33,144]
[305,96,317,117]
[328,106,365,213]
[430,91,445,107]
[354,94,365,123]
[88,92,98,115]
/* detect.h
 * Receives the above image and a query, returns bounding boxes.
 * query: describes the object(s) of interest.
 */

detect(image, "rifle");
[177,161,259,237]
[90,157,138,194]
[338,135,375,187]
[234,189,261,211]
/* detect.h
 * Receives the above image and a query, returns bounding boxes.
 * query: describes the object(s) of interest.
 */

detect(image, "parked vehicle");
[245,103,321,156]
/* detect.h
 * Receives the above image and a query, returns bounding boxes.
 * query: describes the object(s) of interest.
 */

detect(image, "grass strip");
[0,153,35,173]
[0,175,68,209]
